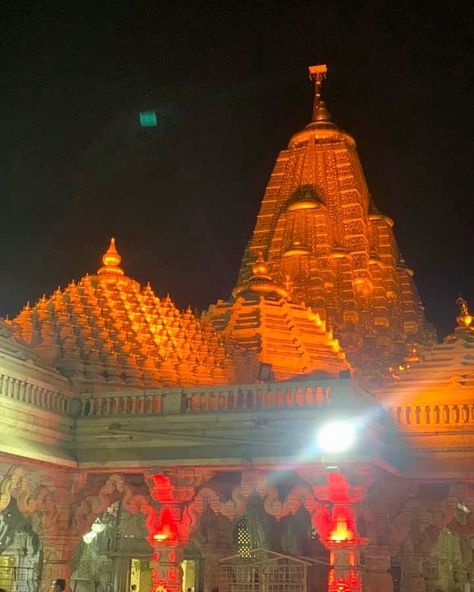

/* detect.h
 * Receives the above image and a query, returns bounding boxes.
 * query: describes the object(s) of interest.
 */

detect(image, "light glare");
[317,420,356,453]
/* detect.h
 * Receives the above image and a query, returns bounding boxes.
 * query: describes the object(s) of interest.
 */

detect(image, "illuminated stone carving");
[236,65,433,374]
[208,254,351,381]
[10,239,233,391]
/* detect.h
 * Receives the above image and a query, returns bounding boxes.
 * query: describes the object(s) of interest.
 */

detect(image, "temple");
[0,66,472,592]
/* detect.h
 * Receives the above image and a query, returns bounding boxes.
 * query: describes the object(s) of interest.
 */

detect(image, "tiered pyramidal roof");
[236,65,433,373]
[207,254,351,382]
[9,240,234,392]
[376,300,474,405]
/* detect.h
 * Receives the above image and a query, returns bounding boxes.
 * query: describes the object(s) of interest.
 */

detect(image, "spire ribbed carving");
[236,66,433,376]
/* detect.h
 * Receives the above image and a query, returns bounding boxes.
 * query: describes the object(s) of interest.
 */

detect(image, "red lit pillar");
[40,534,83,592]
[148,475,197,592]
[150,506,187,592]
[313,471,366,592]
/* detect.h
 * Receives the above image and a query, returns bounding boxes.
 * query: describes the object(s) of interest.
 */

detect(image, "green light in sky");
[139,111,157,127]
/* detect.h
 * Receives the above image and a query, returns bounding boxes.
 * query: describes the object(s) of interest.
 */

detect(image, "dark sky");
[0,1,473,338]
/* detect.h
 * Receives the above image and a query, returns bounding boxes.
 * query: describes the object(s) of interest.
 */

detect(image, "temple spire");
[308,64,333,124]
[98,237,124,277]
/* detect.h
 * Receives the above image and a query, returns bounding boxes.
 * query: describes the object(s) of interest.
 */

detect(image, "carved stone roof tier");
[207,256,351,382]
[375,323,474,406]
[8,240,233,392]
[236,65,433,374]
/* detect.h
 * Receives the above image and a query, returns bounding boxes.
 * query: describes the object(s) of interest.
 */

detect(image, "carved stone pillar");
[363,545,393,592]
[147,469,214,592]
[40,534,83,592]
[312,471,366,592]
[152,545,185,592]
[400,551,426,592]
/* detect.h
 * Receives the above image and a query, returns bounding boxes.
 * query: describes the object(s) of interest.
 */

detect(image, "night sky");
[0,1,473,338]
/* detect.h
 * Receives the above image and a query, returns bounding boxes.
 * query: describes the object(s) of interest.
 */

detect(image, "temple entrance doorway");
[129,558,151,592]
[182,543,203,592]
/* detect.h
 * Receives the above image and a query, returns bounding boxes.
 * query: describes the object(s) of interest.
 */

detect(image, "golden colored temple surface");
[9,239,233,391]
[207,254,350,381]
[236,65,433,374]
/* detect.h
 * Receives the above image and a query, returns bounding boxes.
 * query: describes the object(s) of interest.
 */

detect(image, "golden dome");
[10,241,233,391]
[251,252,270,277]
[233,255,288,300]
[282,243,311,257]
[286,186,322,212]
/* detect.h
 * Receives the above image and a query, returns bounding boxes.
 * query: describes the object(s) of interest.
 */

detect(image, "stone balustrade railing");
[392,402,474,428]
[82,392,166,417]
[0,373,70,415]
[184,383,332,413]
[79,382,333,418]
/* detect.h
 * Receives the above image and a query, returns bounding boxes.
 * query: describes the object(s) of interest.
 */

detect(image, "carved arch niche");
[70,473,157,592]
[70,473,157,537]
[0,464,60,592]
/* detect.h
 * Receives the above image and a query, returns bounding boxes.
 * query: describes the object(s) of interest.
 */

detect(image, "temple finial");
[232,253,288,300]
[456,297,472,328]
[252,252,270,278]
[308,64,331,123]
[98,237,124,277]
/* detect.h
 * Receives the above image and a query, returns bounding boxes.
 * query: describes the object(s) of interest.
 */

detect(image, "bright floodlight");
[317,420,356,453]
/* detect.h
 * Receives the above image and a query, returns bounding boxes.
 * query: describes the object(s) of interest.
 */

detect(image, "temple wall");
[0,454,473,592]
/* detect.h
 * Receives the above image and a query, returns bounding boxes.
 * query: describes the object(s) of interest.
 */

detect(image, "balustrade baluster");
[276,388,283,408]
[414,406,420,424]
[424,405,430,424]
[315,386,322,404]
[209,392,217,411]
[453,404,460,424]
[216,391,224,410]
[443,404,449,424]
[404,407,411,425]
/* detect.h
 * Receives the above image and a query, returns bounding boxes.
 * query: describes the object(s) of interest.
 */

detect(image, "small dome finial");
[456,297,472,328]
[308,64,331,123]
[232,253,288,300]
[252,252,269,277]
[98,237,124,277]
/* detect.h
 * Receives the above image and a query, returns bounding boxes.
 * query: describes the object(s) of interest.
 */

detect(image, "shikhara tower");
[237,65,432,372]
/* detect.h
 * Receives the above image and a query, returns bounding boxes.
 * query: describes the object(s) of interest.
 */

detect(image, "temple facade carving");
[0,65,471,592]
